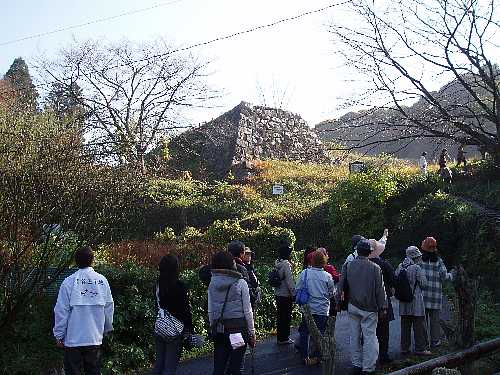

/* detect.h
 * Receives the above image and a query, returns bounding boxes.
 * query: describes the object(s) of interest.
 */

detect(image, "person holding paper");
[208,251,256,375]
[53,246,114,375]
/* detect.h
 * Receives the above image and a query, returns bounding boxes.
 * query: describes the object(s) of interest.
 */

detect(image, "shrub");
[97,240,219,271]
[154,226,176,243]
[0,297,63,375]
[328,171,399,255]
[201,219,295,261]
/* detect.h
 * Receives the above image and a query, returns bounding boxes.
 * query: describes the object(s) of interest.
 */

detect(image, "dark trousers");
[401,315,428,352]
[376,319,390,356]
[213,333,247,375]
[299,314,328,359]
[152,335,183,375]
[276,296,294,342]
[64,346,101,375]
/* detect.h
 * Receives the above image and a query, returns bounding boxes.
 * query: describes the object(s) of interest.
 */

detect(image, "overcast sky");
[0,0,360,126]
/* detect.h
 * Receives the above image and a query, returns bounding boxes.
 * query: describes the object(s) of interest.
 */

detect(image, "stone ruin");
[169,102,331,180]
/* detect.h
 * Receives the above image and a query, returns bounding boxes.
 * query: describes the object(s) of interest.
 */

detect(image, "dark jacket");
[156,280,193,333]
[370,256,395,321]
[234,257,250,283]
[242,261,260,305]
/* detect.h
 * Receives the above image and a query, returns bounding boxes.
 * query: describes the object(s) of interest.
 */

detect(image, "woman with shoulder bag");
[152,254,193,375]
[208,251,256,375]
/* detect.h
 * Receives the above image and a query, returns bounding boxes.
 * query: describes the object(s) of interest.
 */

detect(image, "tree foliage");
[45,81,86,125]
[3,57,38,111]
[0,107,143,329]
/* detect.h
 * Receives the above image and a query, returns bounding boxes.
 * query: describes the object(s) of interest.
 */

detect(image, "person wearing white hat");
[395,246,430,356]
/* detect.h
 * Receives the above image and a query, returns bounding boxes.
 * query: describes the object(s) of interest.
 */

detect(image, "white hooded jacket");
[53,267,114,347]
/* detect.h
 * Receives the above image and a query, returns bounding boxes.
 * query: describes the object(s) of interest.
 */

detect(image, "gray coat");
[208,269,255,335]
[337,256,387,313]
[395,257,427,317]
[273,259,295,298]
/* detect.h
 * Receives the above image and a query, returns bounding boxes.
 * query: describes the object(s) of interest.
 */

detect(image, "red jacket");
[305,252,340,282]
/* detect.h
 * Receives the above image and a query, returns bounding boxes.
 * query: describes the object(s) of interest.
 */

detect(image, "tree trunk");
[454,265,478,348]
[302,305,336,375]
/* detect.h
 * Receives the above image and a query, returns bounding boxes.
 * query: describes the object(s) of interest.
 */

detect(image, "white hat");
[406,246,422,259]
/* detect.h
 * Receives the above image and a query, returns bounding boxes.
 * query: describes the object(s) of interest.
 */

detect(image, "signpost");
[349,161,366,174]
[272,184,284,195]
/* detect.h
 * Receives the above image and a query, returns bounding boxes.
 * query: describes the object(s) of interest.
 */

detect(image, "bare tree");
[255,75,295,110]
[327,0,500,160]
[38,39,217,173]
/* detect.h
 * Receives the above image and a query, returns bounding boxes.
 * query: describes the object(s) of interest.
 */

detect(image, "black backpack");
[394,266,418,302]
[268,267,283,288]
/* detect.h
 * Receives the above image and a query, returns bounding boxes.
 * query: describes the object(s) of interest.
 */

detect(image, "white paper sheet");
[229,333,245,349]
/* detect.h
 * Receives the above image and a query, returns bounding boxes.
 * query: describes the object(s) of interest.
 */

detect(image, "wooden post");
[302,305,336,375]
[453,265,478,348]
[432,368,461,375]
[386,337,500,375]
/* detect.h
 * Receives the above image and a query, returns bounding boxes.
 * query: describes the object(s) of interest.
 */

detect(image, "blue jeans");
[213,333,247,375]
[152,335,183,375]
[299,314,328,359]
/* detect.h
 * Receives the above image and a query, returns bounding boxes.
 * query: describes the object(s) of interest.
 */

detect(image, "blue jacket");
[296,267,335,316]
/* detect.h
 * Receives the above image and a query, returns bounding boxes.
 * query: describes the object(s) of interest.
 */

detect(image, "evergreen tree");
[4,57,38,111]
[46,81,85,126]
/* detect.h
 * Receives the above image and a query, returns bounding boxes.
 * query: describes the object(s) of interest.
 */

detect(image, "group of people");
[300,233,452,375]
[267,230,453,375]
[418,146,468,182]
[53,232,452,375]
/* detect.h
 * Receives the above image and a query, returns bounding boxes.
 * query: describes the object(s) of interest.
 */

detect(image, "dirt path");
[450,194,500,226]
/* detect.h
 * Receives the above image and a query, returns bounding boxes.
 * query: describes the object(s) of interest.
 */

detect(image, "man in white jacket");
[53,246,114,375]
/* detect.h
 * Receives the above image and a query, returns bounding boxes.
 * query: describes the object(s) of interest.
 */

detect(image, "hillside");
[314,73,496,160]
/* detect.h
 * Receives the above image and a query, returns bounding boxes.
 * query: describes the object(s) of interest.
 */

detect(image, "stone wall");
[169,102,331,179]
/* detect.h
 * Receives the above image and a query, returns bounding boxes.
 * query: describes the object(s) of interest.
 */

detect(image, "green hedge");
[328,171,399,256]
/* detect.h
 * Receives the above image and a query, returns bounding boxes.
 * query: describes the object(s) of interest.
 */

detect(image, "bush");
[328,171,399,255]
[97,240,219,271]
[0,297,63,375]
[201,219,296,261]
[98,262,157,374]
[451,160,500,210]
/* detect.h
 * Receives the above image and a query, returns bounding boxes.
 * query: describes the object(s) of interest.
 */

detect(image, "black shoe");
[351,366,362,375]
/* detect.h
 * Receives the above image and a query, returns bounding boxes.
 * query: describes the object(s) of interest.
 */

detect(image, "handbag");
[295,269,310,306]
[154,284,184,341]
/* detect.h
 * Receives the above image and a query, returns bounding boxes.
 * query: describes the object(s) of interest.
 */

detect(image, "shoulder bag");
[295,269,310,306]
[154,284,184,341]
